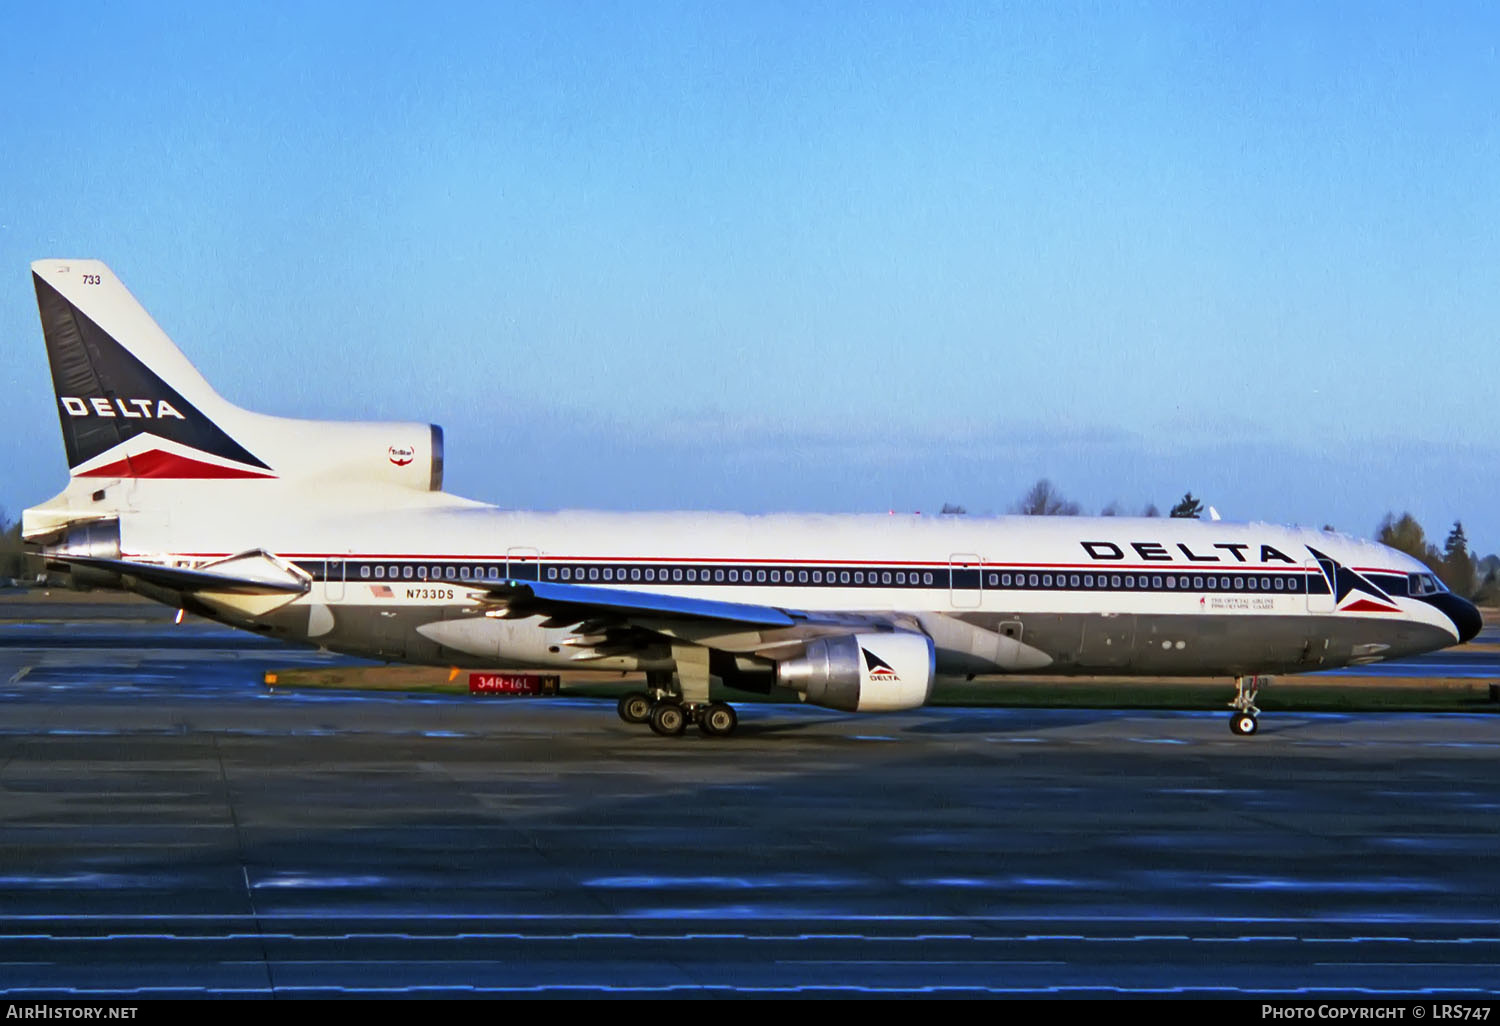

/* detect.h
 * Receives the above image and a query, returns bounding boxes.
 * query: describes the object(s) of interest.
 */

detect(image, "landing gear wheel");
[649,702,687,737]
[1230,712,1259,736]
[617,692,653,724]
[698,702,738,738]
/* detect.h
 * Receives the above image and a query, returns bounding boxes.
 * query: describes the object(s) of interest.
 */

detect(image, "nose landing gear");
[1228,674,1269,736]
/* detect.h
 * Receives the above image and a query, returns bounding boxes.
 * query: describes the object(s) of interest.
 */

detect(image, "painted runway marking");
[1316,962,1500,969]
[14,931,1497,946]
[9,912,1500,925]
[777,959,1067,966]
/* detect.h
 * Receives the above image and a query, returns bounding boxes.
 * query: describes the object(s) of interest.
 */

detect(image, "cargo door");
[1084,614,1136,668]
[376,609,407,659]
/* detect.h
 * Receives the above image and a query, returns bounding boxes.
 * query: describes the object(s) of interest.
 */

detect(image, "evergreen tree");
[1169,492,1203,519]
[1441,521,1476,598]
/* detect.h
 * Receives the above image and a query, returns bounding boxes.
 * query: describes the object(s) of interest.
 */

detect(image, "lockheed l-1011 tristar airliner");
[22,260,1481,737]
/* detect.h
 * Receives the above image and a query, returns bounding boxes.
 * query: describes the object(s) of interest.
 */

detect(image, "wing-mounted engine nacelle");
[777,632,935,712]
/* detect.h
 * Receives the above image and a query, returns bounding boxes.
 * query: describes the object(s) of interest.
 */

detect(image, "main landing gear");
[1228,674,1270,736]
[615,660,739,738]
[616,692,739,737]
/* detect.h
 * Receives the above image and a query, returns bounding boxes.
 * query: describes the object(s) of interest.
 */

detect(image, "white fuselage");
[101,490,1464,680]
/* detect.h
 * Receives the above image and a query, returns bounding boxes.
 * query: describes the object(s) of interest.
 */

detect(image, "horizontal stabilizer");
[49,552,309,595]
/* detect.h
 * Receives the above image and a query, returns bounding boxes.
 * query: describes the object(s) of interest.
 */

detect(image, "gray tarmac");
[1,604,1498,997]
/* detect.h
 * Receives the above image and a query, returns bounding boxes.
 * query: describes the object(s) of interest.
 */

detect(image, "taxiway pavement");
[0,606,1496,997]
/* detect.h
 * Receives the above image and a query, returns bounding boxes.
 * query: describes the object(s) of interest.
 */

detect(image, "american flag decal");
[370,584,393,598]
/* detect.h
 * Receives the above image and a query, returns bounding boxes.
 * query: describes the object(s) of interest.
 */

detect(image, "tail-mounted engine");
[35,517,121,588]
[777,632,935,712]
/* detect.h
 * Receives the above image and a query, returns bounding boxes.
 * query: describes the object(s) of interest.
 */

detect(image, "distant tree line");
[941,478,1179,520]
[0,510,26,581]
[1377,513,1496,603]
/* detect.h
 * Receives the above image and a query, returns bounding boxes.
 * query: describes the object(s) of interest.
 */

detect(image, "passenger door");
[323,557,346,601]
[507,546,541,582]
[1306,557,1335,613]
[949,553,982,608]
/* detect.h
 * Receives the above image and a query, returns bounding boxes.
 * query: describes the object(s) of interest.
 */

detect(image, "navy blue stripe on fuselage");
[295,559,1332,596]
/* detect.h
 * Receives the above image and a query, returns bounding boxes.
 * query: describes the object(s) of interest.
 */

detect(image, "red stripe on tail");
[75,449,277,480]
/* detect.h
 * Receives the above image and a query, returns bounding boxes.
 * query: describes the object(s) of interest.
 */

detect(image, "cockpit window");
[1409,573,1445,597]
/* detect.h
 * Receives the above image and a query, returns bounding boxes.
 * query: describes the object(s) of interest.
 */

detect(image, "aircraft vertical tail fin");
[27,258,444,549]
[31,260,276,479]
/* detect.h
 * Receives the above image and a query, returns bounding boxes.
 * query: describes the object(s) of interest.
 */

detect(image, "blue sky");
[2,2,1497,551]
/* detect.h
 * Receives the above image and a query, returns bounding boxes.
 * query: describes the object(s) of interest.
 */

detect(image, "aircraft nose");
[1433,593,1483,644]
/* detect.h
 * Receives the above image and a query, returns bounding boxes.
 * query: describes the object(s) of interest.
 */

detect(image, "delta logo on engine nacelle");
[862,648,900,681]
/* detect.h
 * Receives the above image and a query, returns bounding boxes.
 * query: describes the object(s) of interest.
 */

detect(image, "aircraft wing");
[479,578,798,627]
[468,582,876,630]
[469,578,907,656]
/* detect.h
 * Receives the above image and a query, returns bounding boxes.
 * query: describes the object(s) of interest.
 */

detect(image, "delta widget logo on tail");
[36,272,274,479]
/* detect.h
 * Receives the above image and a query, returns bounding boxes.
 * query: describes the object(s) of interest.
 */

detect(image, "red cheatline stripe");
[127,551,1327,572]
[74,449,276,480]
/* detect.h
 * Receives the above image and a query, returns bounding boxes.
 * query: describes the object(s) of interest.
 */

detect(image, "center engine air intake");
[777,632,935,712]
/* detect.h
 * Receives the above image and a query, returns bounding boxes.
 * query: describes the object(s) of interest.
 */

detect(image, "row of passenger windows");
[987,571,1312,593]
[331,561,1319,594]
[353,564,503,581]
[548,565,938,586]
[335,563,939,586]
